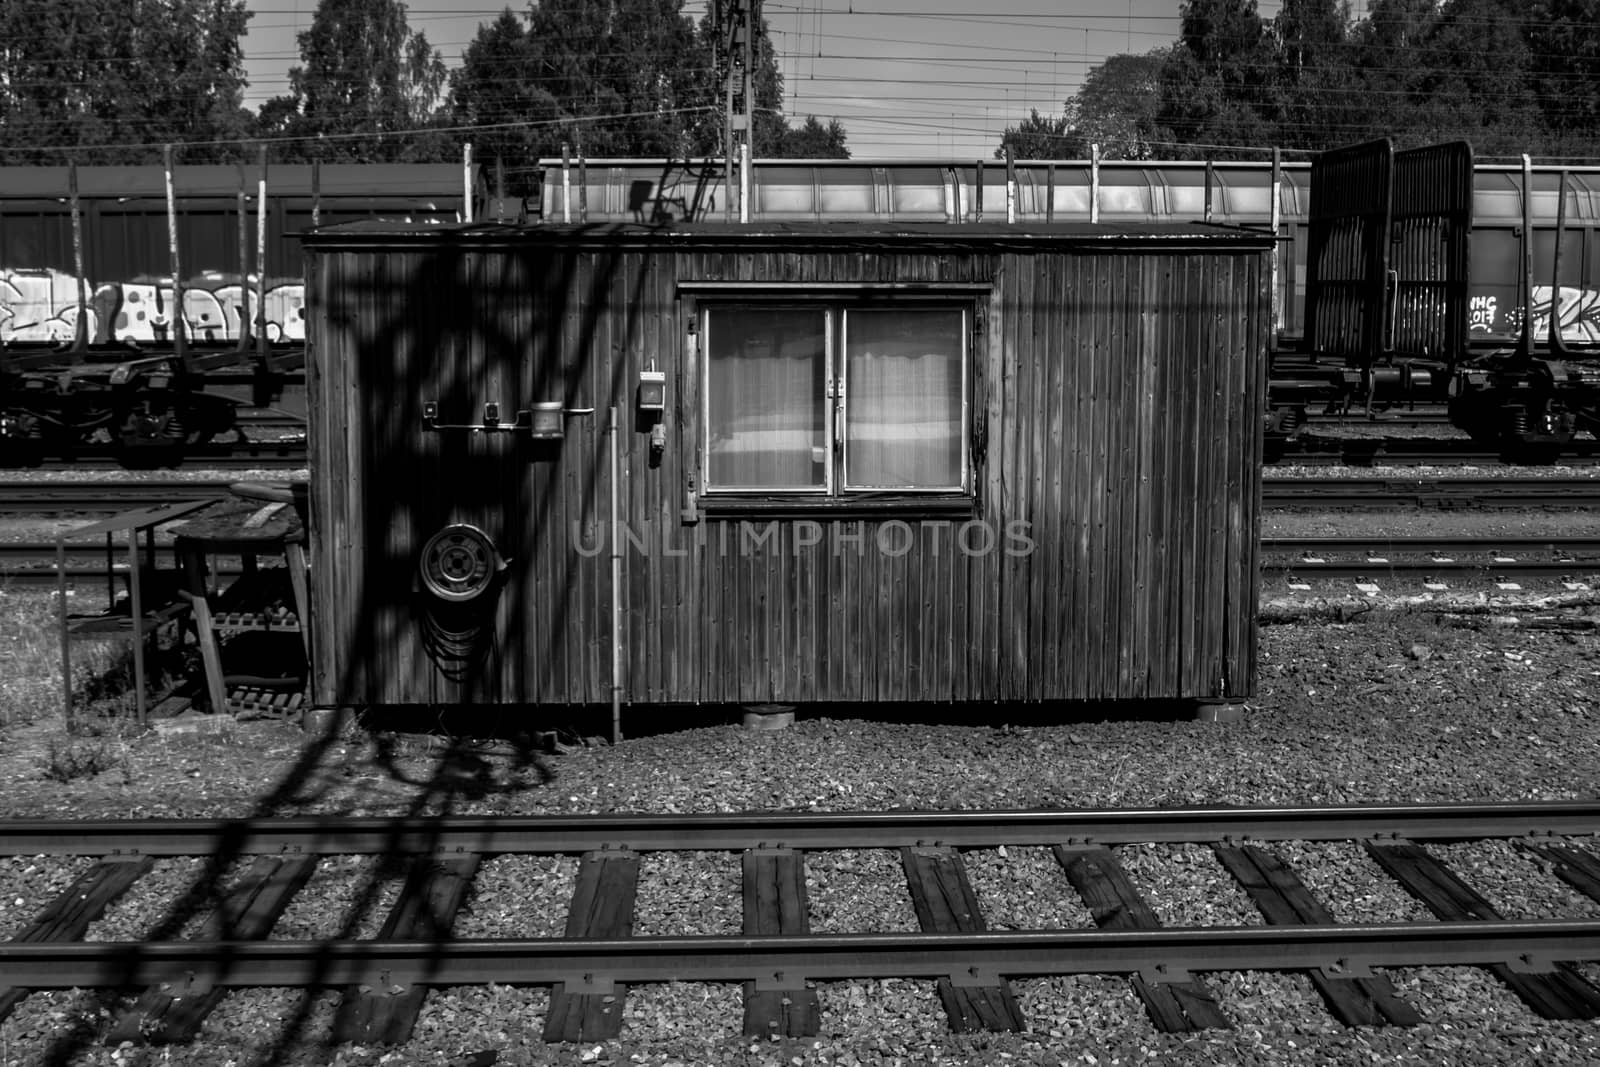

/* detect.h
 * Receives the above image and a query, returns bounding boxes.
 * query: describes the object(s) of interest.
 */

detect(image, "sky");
[239,0,1291,160]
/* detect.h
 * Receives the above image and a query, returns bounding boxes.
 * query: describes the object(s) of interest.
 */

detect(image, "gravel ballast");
[2,566,1600,1062]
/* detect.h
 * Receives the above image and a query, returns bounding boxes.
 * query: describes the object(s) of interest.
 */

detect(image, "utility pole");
[712,0,757,222]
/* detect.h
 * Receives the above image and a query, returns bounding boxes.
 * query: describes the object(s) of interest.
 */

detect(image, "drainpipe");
[609,404,623,744]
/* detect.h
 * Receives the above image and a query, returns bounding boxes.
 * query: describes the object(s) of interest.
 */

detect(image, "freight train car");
[0,162,479,462]
[301,216,1273,728]
[536,149,1600,451]
[1295,140,1600,454]
[7,145,1596,464]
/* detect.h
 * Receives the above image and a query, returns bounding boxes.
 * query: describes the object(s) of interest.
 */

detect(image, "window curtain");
[706,307,827,489]
[844,309,963,489]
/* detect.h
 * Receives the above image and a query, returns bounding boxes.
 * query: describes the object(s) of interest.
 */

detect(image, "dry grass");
[0,586,74,731]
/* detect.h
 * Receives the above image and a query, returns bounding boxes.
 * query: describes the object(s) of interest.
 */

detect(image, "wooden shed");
[301,220,1271,722]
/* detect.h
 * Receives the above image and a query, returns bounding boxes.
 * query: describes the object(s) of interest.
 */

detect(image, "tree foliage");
[0,0,252,163]
[256,0,451,162]
[1073,52,1169,160]
[450,0,847,184]
[1003,0,1600,161]
[995,110,1082,161]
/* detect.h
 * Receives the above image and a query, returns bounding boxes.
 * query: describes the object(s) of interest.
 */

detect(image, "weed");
[40,731,130,783]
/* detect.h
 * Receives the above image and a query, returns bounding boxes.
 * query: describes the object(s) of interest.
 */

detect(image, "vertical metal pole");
[1204,160,1215,224]
[609,404,623,744]
[743,0,756,209]
[578,147,588,224]
[1550,169,1569,350]
[1519,154,1533,360]
[1046,162,1055,224]
[1005,147,1016,225]
[1090,143,1101,225]
[164,145,186,361]
[562,144,572,224]
[127,527,146,724]
[1271,147,1282,335]
[974,160,984,223]
[69,162,87,351]
[236,162,249,351]
[256,148,269,363]
[58,538,72,732]
[739,142,750,224]
[463,142,474,223]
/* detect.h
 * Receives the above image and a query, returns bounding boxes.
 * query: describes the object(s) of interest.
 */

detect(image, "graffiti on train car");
[0,267,305,345]
[1468,286,1600,343]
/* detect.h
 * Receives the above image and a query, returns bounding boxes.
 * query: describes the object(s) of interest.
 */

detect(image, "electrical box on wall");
[637,370,667,415]
[527,401,565,439]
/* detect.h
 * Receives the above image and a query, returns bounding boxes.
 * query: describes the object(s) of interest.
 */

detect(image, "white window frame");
[839,305,971,494]
[701,299,972,498]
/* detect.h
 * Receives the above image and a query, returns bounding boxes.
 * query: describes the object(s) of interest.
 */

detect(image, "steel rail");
[1262,477,1600,510]
[1262,536,1600,578]
[2,801,1599,856]
[1267,536,1600,554]
[24,444,307,472]
[4,921,1599,991]
[0,480,235,514]
[1270,442,1600,467]
[4,476,1596,516]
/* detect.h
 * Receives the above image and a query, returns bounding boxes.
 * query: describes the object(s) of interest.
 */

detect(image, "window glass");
[844,309,964,489]
[706,307,828,490]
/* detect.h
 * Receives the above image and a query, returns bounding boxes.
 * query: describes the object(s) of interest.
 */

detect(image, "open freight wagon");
[301,218,1272,729]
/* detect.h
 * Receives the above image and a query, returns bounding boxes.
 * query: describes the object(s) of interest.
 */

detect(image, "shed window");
[704,303,970,496]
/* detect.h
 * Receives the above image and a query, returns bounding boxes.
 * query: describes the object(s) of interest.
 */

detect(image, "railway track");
[1262,477,1600,510]
[9,536,1600,587]
[1,475,1596,517]
[3,803,1600,1046]
[1270,435,1600,467]
[0,479,242,515]
[1260,536,1600,580]
[20,441,307,472]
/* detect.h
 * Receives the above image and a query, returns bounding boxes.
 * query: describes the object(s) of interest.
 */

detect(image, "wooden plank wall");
[307,233,1266,711]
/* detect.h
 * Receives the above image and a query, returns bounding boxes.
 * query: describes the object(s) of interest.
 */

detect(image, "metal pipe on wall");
[609,404,623,744]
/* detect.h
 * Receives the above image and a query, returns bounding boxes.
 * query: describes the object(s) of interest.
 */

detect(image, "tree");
[452,0,709,166]
[256,0,451,162]
[0,0,252,163]
[995,109,1083,160]
[1343,0,1545,153]
[1267,0,1357,151]
[450,0,846,170]
[774,116,849,158]
[687,6,839,158]
[1154,0,1277,158]
[1072,51,1169,159]
[1526,0,1600,153]
[450,8,549,185]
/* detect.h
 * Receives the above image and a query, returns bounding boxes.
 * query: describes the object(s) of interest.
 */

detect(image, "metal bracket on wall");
[422,400,595,438]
